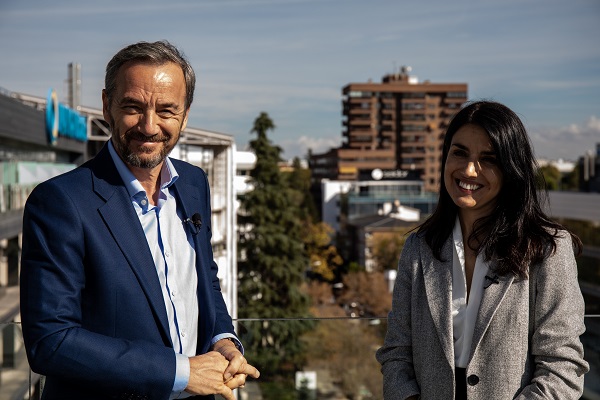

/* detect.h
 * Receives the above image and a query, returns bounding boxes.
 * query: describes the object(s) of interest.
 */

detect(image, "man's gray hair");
[104,40,196,110]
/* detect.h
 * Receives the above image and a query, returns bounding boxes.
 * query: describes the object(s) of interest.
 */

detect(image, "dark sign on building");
[358,168,420,181]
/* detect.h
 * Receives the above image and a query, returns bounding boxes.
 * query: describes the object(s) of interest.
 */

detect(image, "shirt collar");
[452,216,465,265]
[107,139,179,201]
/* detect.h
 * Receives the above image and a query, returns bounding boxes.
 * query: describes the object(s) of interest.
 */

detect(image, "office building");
[579,143,600,192]
[311,67,467,192]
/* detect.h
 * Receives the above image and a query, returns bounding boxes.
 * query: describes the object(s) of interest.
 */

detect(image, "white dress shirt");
[451,217,490,369]
[107,141,197,398]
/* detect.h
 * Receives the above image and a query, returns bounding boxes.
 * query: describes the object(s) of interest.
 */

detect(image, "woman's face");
[444,124,503,223]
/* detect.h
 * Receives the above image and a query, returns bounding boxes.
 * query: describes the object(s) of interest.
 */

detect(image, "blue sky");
[1,0,599,161]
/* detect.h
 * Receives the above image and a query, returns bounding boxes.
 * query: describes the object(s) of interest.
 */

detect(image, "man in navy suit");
[20,40,259,400]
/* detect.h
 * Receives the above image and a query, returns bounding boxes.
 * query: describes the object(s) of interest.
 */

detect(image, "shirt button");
[172,291,176,297]
[140,199,147,206]
[181,331,186,338]
[165,251,170,257]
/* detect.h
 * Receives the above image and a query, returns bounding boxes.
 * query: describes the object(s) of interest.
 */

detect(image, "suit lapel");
[170,178,200,234]
[91,146,171,343]
[170,176,202,267]
[468,270,514,362]
[422,237,455,368]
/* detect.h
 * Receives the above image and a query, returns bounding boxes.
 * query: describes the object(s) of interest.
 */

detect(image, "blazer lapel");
[170,177,203,266]
[468,271,515,362]
[91,146,171,343]
[170,178,200,237]
[422,237,455,368]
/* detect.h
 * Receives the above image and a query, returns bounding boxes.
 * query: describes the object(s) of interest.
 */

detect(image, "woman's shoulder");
[551,228,578,256]
[404,231,425,248]
[529,228,578,279]
[542,227,575,253]
[402,231,445,258]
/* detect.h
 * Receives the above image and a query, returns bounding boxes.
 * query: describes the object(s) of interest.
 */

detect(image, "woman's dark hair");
[104,40,196,110]
[417,100,581,278]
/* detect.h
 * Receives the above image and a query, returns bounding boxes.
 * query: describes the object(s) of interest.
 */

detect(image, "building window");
[447,92,467,98]
[403,114,426,121]
[403,92,426,98]
[403,124,427,131]
[402,102,424,110]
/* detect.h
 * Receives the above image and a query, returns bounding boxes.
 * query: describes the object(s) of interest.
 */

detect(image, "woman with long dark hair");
[376,101,588,399]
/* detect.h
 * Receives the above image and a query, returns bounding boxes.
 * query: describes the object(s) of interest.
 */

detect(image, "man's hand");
[185,352,237,400]
[213,338,260,389]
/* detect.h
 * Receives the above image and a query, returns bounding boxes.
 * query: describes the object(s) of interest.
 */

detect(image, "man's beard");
[112,130,177,169]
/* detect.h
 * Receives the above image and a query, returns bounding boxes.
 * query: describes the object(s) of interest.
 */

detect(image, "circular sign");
[371,168,383,180]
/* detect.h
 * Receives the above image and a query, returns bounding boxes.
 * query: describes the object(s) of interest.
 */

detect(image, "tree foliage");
[562,166,580,191]
[337,271,392,318]
[302,282,384,399]
[302,317,384,399]
[538,164,561,190]
[237,112,313,378]
[282,158,343,282]
[286,157,318,221]
[371,228,412,271]
[303,222,343,281]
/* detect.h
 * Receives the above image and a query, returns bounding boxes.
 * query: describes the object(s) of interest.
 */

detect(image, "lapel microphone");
[184,212,202,235]
[484,274,500,289]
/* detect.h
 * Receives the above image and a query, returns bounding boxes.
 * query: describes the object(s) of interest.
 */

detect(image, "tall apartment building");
[312,67,467,192]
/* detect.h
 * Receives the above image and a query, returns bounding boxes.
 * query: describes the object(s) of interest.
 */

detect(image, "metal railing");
[0,184,36,214]
[1,315,599,400]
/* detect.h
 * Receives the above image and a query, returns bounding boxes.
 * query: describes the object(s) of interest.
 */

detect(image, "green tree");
[237,112,314,380]
[286,157,318,221]
[562,166,580,191]
[538,164,561,190]
[283,158,342,282]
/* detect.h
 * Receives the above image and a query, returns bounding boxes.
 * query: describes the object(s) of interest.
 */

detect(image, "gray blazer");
[376,231,589,400]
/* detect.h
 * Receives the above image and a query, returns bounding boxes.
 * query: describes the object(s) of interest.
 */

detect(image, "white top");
[451,217,489,368]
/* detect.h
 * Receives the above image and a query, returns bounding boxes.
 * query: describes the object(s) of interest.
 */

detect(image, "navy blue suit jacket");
[20,144,235,400]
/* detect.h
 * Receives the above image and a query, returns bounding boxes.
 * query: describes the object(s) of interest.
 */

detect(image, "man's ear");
[181,109,190,131]
[101,89,112,126]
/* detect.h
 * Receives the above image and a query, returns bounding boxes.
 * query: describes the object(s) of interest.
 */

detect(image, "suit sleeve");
[515,232,589,399]
[20,180,176,399]
[375,233,421,400]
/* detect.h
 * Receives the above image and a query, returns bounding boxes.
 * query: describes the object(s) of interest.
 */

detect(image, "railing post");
[2,323,16,368]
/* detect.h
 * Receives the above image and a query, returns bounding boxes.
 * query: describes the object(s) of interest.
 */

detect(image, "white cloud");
[529,116,600,160]
[2,0,598,167]
[586,116,600,132]
[279,135,340,160]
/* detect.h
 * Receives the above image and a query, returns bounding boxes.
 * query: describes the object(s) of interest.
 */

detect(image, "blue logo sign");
[45,88,87,145]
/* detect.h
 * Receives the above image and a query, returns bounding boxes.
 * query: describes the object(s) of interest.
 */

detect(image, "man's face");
[102,61,189,170]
